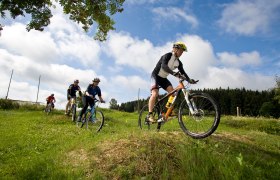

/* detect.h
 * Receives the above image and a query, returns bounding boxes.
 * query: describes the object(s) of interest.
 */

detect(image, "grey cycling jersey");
[152,52,190,80]
[158,53,179,78]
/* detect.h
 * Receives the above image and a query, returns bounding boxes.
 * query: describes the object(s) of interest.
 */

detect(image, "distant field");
[0,109,279,179]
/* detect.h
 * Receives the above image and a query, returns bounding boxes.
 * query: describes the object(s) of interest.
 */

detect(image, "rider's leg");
[148,89,159,113]
[166,85,174,94]
[65,99,70,114]
[165,85,176,115]
[77,96,89,121]
[147,89,159,122]
[88,98,96,121]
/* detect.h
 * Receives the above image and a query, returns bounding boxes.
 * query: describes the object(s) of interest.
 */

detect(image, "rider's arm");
[97,88,105,103]
[67,85,72,96]
[98,96,105,103]
[178,61,191,81]
[85,85,94,98]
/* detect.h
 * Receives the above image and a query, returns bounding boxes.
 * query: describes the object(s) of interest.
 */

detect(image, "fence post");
[237,107,241,117]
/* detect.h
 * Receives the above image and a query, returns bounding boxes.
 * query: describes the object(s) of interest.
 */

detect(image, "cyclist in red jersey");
[46,94,56,109]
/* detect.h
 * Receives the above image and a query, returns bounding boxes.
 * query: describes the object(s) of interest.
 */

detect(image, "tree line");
[110,78,280,118]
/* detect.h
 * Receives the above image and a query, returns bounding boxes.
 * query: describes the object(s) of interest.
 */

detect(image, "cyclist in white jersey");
[148,42,196,123]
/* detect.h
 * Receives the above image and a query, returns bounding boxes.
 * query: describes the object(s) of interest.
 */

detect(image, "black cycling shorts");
[150,74,172,91]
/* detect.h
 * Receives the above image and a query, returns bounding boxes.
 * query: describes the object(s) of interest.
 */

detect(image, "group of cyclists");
[45,41,196,123]
[45,78,105,120]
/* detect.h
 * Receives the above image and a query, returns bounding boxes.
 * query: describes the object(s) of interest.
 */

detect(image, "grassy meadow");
[0,108,279,179]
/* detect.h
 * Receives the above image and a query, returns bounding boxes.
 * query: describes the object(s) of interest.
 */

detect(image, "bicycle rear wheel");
[72,104,76,122]
[178,92,220,139]
[86,110,104,132]
[138,104,162,131]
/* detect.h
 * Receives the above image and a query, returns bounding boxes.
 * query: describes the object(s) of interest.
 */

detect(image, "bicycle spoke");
[179,93,220,138]
[87,110,104,132]
[138,105,161,131]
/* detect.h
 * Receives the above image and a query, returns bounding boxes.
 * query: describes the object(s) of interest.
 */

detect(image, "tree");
[274,75,280,104]
[0,0,125,41]
[109,98,118,110]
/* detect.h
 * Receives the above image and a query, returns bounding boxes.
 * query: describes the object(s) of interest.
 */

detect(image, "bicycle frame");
[155,79,197,122]
[86,99,100,116]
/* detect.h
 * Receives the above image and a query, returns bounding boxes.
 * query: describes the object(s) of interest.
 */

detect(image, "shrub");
[259,101,280,118]
[0,99,20,110]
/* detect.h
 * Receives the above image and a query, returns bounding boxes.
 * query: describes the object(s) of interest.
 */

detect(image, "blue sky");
[0,0,280,109]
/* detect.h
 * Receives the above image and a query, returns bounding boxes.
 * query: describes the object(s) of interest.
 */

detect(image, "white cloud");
[152,7,198,28]
[217,51,261,67]
[218,0,280,35]
[104,32,164,73]
[106,75,150,103]
[0,23,58,64]
[202,67,274,90]
[179,35,216,79]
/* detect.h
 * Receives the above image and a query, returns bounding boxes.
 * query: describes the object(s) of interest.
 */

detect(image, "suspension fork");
[182,89,198,114]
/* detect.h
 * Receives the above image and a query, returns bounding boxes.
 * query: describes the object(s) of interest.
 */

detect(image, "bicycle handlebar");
[175,72,199,84]
[89,96,105,103]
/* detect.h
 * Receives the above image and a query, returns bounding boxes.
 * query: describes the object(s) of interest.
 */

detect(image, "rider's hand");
[189,79,198,84]
[173,72,180,77]
[101,100,105,103]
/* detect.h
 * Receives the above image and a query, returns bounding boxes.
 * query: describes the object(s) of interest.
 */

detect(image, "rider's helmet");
[74,79,79,83]
[51,94,54,96]
[93,78,100,83]
[173,42,187,51]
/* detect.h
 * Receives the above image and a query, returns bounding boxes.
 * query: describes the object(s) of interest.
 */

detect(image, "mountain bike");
[139,73,220,139]
[76,99,105,132]
[45,102,54,115]
[66,97,78,122]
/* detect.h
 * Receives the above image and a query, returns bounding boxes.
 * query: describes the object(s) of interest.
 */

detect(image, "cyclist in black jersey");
[65,79,81,114]
[77,78,105,122]
[148,42,197,123]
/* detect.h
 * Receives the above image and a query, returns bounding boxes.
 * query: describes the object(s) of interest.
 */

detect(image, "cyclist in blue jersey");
[147,42,197,123]
[77,78,105,121]
[65,79,82,114]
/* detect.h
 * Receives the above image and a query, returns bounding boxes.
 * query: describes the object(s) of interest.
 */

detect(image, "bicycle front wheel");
[178,92,220,139]
[138,104,162,131]
[86,110,104,132]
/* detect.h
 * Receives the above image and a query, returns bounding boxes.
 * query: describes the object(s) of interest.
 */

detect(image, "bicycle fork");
[182,89,198,115]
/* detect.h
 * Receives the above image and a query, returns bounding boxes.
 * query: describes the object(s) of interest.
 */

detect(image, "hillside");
[0,109,279,179]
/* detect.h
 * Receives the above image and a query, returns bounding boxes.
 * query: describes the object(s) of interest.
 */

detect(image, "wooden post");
[137,88,140,113]
[237,107,241,117]
[36,75,41,103]
[6,69,13,99]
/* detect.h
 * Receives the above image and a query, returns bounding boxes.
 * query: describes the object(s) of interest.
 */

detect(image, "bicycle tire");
[138,104,162,131]
[86,110,104,132]
[45,104,52,115]
[77,111,87,128]
[72,104,76,122]
[178,92,220,139]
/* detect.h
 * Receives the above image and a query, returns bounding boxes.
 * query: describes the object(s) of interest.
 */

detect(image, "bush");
[0,99,20,110]
[19,103,45,111]
[259,101,280,118]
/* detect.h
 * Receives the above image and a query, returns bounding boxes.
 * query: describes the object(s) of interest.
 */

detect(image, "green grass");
[0,109,279,179]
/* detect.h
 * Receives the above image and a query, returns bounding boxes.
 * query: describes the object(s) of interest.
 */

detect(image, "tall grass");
[0,109,279,179]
